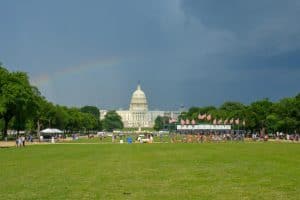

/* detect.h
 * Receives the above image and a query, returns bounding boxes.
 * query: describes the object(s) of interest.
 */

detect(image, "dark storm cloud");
[180,0,300,57]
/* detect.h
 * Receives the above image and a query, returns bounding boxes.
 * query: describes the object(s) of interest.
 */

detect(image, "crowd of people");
[8,131,299,147]
[252,132,300,142]
[167,133,244,143]
[92,130,300,144]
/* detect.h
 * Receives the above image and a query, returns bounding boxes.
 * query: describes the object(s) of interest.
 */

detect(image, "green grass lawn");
[0,143,299,200]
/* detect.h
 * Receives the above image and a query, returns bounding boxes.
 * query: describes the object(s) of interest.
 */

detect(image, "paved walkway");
[0,141,15,147]
[0,141,42,147]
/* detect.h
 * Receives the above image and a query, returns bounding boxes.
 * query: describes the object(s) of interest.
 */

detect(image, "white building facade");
[99,84,180,128]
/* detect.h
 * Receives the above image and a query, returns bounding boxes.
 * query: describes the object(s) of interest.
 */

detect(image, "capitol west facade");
[99,84,180,128]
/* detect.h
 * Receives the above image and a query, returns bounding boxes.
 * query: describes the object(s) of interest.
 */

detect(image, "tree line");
[0,64,124,139]
[174,97,300,134]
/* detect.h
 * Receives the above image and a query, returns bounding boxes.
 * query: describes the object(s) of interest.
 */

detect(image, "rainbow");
[30,57,121,86]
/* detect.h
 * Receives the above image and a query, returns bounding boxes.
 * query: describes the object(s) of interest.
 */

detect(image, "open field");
[0,143,299,200]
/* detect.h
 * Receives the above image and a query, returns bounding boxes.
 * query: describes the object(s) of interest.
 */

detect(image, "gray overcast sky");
[1,0,300,110]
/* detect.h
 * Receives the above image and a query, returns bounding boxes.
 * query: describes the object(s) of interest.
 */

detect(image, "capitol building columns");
[99,84,180,129]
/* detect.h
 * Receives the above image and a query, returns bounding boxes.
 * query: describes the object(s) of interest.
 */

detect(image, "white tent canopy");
[41,128,63,134]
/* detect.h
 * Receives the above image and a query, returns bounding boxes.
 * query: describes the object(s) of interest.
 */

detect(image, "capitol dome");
[129,84,148,111]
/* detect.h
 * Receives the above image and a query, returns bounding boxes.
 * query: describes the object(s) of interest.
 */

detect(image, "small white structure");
[137,134,151,143]
[51,137,55,143]
[41,128,63,134]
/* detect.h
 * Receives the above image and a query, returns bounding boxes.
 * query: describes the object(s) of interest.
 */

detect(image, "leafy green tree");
[65,108,83,132]
[51,105,70,130]
[266,114,280,133]
[0,119,4,135]
[243,108,257,131]
[80,105,101,130]
[271,98,298,133]
[81,112,98,133]
[220,102,245,112]
[295,93,300,100]
[154,116,170,131]
[249,99,273,133]
[80,106,100,119]
[199,106,217,115]
[178,111,188,120]
[154,116,164,131]
[35,99,57,136]
[0,67,39,137]
[187,107,200,119]
[102,111,123,132]
[25,119,35,133]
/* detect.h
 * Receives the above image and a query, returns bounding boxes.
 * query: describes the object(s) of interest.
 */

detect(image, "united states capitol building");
[99,84,180,128]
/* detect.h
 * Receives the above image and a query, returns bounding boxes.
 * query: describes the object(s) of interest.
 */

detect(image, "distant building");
[99,84,180,128]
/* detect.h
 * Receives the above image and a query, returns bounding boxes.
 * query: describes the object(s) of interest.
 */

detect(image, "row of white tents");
[6,128,63,135]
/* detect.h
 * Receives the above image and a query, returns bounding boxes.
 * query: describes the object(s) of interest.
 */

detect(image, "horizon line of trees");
[176,96,300,134]
[154,95,300,134]
[0,64,124,139]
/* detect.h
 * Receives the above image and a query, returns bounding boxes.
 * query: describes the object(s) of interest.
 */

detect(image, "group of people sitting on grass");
[136,134,154,143]
[285,134,300,141]
[168,133,244,143]
[252,132,299,142]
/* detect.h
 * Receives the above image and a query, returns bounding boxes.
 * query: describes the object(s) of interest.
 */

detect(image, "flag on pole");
[191,119,196,125]
[198,114,202,120]
[230,118,234,124]
[213,119,217,125]
[206,114,212,121]
[218,119,223,124]
[224,119,228,124]
[198,113,206,120]
[169,118,176,123]
[235,118,240,125]
[180,119,185,125]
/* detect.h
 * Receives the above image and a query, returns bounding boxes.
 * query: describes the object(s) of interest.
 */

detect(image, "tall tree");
[154,116,164,131]
[249,98,273,133]
[220,102,245,112]
[80,106,100,119]
[80,105,101,131]
[154,116,170,131]
[101,111,123,132]
[0,67,39,137]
